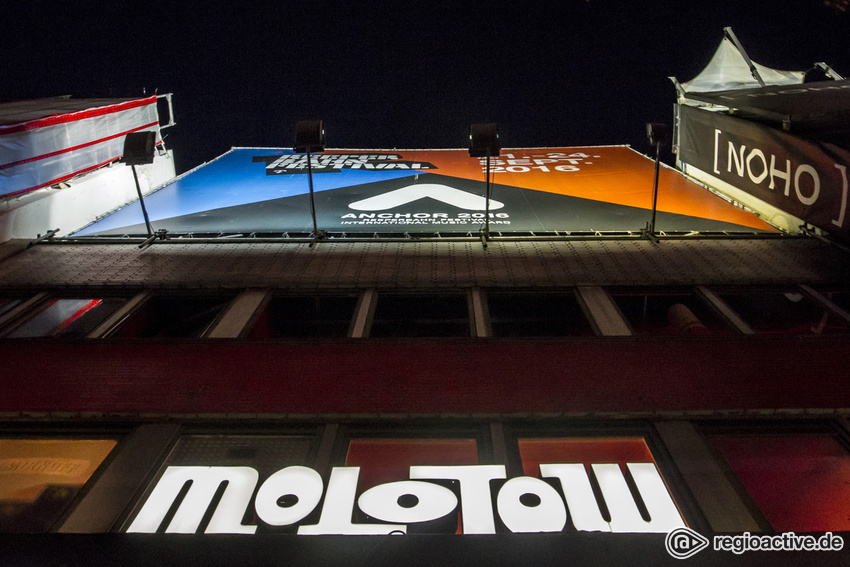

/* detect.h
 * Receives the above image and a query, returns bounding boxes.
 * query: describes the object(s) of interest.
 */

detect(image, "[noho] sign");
[126,463,685,535]
[677,104,850,239]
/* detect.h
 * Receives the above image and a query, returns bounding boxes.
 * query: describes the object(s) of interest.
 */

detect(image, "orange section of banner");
[389,147,774,231]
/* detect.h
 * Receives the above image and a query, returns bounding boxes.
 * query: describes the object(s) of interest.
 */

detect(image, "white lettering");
[127,466,258,534]
[768,155,792,196]
[625,463,686,532]
[540,464,610,532]
[794,164,820,206]
[358,480,458,524]
[128,462,685,536]
[410,465,506,535]
[728,142,746,177]
[593,463,685,533]
[833,165,848,227]
[255,466,323,527]
[348,184,503,212]
[298,467,404,535]
[746,149,768,184]
[713,129,721,174]
[496,476,567,533]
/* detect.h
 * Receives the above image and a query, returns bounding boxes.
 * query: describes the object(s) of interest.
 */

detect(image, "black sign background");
[678,104,850,239]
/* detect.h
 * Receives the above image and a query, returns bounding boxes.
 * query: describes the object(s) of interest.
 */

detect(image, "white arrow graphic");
[348,183,504,211]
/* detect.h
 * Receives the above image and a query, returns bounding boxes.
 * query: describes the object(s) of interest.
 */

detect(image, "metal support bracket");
[309,230,326,248]
[139,229,169,250]
[27,228,60,248]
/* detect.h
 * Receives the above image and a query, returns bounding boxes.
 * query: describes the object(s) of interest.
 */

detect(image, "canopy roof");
[673,30,848,143]
[679,37,804,94]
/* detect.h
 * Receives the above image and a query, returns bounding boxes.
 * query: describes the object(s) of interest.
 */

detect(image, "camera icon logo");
[665,526,710,559]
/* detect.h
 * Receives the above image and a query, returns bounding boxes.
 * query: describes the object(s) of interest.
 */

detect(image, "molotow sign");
[126,463,685,535]
[677,104,850,238]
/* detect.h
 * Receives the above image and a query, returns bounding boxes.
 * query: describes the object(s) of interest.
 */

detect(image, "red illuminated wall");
[712,434,850,532]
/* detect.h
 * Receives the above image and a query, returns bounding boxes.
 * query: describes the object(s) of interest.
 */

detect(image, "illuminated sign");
[126,463,684,535]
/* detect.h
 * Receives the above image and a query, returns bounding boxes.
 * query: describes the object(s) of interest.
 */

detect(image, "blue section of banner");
[75,148,420,235]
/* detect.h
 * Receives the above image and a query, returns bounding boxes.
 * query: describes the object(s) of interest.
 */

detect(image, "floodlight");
[294,120,325,153]
[646,123,669,147]
[469,123,500,157]
[122,131,156,165]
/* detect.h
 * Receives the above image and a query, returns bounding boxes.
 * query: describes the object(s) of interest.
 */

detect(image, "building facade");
[1,76,849,564]
[1,142,849,565]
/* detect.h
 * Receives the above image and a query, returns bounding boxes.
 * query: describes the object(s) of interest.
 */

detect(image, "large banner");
[74,146,774,236]
[677,104,850,239]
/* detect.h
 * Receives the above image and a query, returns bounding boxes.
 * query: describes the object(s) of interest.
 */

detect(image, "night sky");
[3,1,849,174]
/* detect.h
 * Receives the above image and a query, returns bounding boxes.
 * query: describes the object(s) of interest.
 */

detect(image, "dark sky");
[3,1,849,174]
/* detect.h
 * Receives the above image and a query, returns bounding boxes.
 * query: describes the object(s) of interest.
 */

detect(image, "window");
[346,438,480,492]
[0,298,21,319]
[487,292,595,337]
[247,295,358,338]
[369,294,470,337]
[711,433,850,532]
[609,290,732,335]
[815,289,850,313]
[0,438,117,532]
[517,437,655,476]
[109,295,232,338]
[716,288,849,334]
[3,298,126,338]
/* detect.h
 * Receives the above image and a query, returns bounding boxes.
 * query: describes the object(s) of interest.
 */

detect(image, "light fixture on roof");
[645,122,669,238]
[469,123,500,246]
[294,120,325,245]
[122,131,157,238]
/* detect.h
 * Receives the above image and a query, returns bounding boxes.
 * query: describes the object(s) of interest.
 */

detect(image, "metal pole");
[724,27,766,88]
[131,164,153,237]
[649,141,661,235]
[484,152,491,240]
[307,148,319,238]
